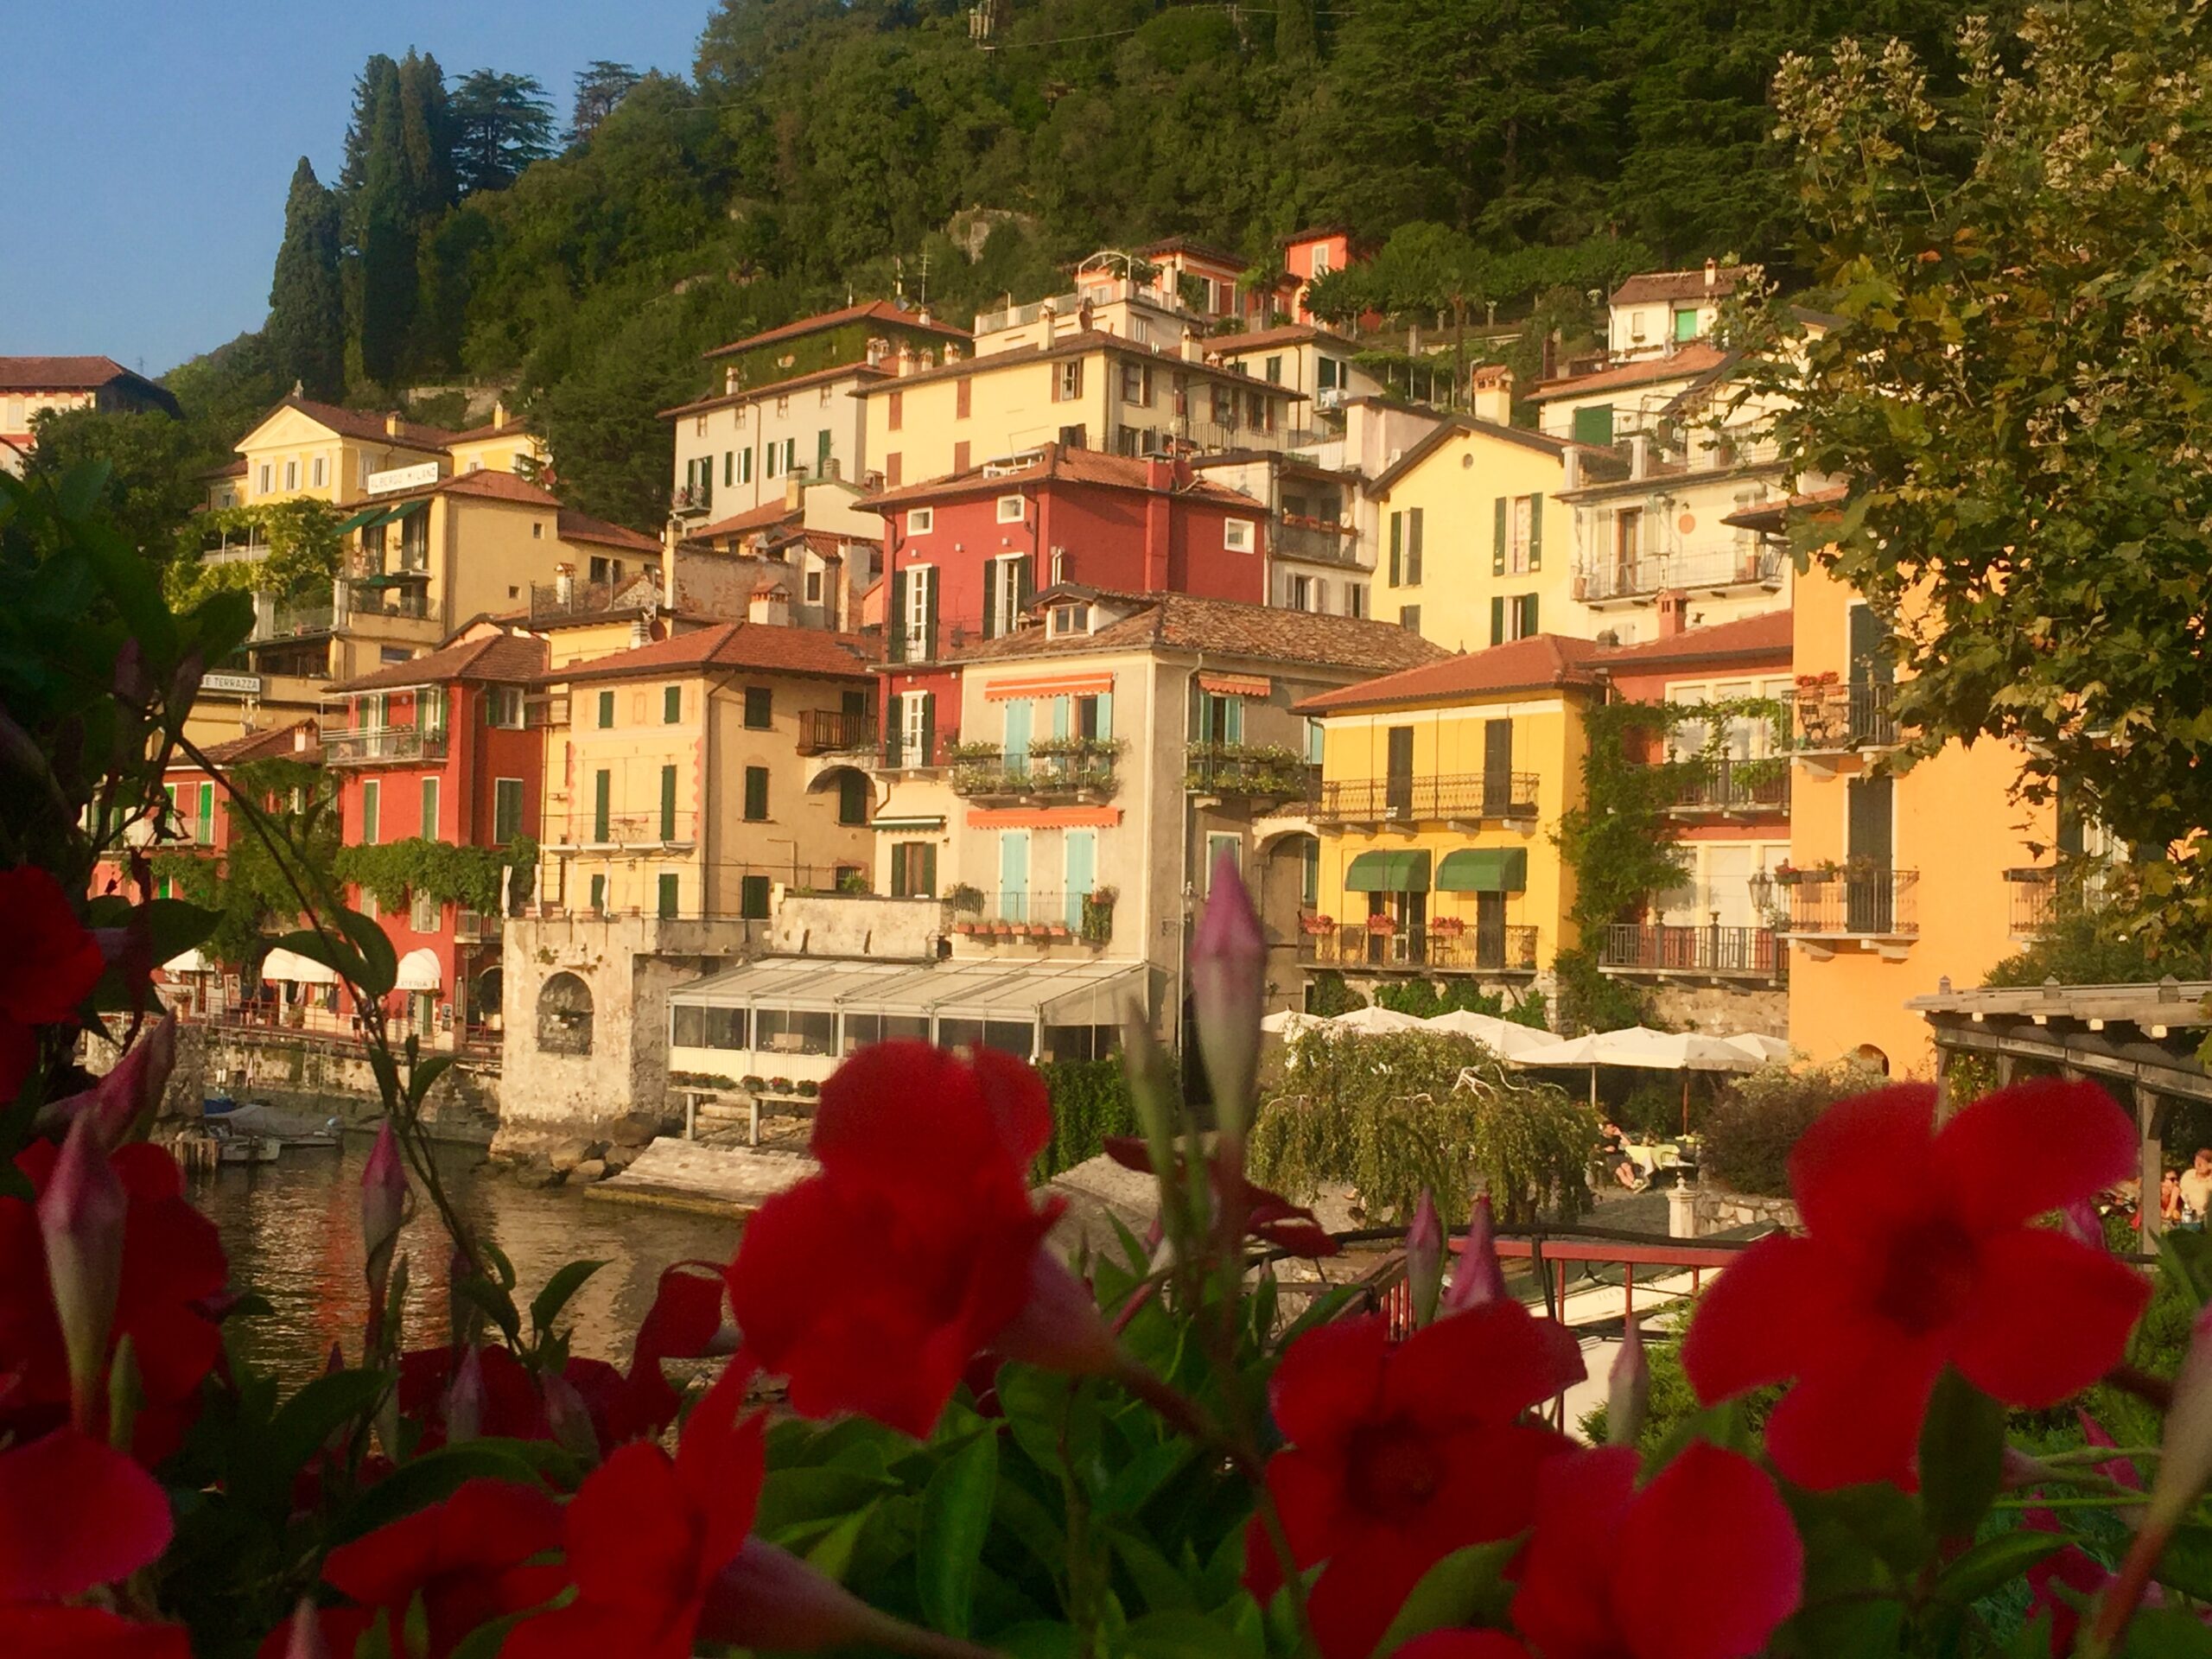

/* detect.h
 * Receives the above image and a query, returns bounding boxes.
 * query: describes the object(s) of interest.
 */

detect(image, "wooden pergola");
[1910,977,2212,1242]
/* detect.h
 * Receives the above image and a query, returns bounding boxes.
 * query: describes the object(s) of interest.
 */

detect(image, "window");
[1119,361,1151,404]
[1222,517,1256,555]
[659,765,677,841]
[1263,354,1283,385]
[1305,717,1325,765]
[986,555,1031,638]
[1345,583,1367,619]
[653,684,677,725]
[743,686,772,729]
[1287,573,1313,611]
[1491,493,1542,575]
[884,453,901,487]
[361,779,380,845]
[775,395,790,416]
[1207,834,1242,889]
[955,378,972,419]
[683,454,714,506]
[996,493,1026,524]
[419,776,440,841]
[738,447,753,485]
[311,456,327,487]
[804,568,822,604]
[589,874,607,912]
[1399,605,1421,632]
[836,772,868,825]
[889,842,937,898]
[1674,308,1700,343]
[1302,836,1320,906]
[740,874,772,919]
[1318,355,1344,391]
[1489,594,1541,645]
[898,690,932,767]
[410,891,439,932]
[723,449,734,486]
[1051,602,1088,637]
[766,443,783,480]
[1197,692,1243,746]
[1053,360,1084,402]
[257,464,272,494]
[593,769,612,842]
[658,873,680,919]
[493,778,524,843]
[283,460,298,491]
[953,441,970,473]
[906,507,934,535]
[743,766,769,821]
[596,690,615,728]
[1076,691,1111,740]
[887,391,903,431]
[899,565,936,660]
[531,521,543,538]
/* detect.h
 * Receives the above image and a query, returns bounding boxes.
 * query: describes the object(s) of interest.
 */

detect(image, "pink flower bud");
[444,1345,485,1445]
[700,1537,995,1659]
[1190,851,1266,1142]
[282,1599,330,1659]
[1442,1194,1510,1313]
[39,1012,179,1150]
[2058,1198,2103,1250]
[995,1248,1121,1380]
[361,1122,409,1351]
[1607,1318,1649,1447]
[1406,1190,1444,1328]
[542,1369,601,1465]
[39,1114,128,1432]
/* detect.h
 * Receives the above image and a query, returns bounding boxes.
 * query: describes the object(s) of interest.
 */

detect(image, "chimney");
[1180,326,1203,363]
[630,616,651,647]
[1467,365,1513,425]
[726,365,742,393]
[866,335,890,368]
[1704,257,1719,291]
[1145,456,1175,493]
[293,723,311,753]
[492,400,508,431]
[385,412,401,437]
[748,584,791,626]
[1041,303,1060,346]
[1629,434,1650,480]
[893,340,918,378]
[1563,448,1584,490]
[942,341,963,365]
[918,304,932,326]
[784,473,804,512]
[1657,589,1689,638]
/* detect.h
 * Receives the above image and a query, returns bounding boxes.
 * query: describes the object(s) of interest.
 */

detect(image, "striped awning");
[983,673,1114,701]
[1198,672,1271,698]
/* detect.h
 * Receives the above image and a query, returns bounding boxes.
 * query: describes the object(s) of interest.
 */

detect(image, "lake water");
[192,1135,741,1384]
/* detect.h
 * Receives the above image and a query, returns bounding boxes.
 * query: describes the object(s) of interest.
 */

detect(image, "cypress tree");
[265,158,346,401]
[356,84,416,386]
[397,51,457,219]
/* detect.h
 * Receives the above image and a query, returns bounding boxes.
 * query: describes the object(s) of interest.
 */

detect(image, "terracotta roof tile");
[553,621,878,684]
[0,357,180,416]
[944,592,1446,677]
[1592,608,1793,670]
[445,415,539,444]
[557,507,658,553]
[329,632,548,693]
[1133,235,1246,269]
[691,499,802,538]
[704,301,967,361]
[1294,635,1608,713]
[1207,322,1358,355]
[260,396,455,451]
[659,359,887,419]
[1525,344,1731,404]
[852,332,1305,399]
[1609,267,1753,308]
[1364,416,1580,496]
[194,720,323,766]
[859,442,1262,511]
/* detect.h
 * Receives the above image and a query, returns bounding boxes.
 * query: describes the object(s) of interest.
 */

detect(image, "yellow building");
[445,404,550,479]
[1360,381,1594,655]
[212,397,454,512]
[855,309,1310,488]
[537,622,880,920]
[1295,636,1605,988]
[1773,552,2056,1076]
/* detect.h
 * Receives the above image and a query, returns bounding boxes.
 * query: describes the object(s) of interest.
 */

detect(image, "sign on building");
[367,461,440,495]
[200,672,264,696]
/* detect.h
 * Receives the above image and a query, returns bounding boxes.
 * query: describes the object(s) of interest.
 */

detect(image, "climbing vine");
[164,497,348,607]
[333,835,539,914]
[1033,1058,1139,1179]
[145,758,337,967]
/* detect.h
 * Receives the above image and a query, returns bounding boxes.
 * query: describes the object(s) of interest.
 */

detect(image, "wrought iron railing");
[1600,924,1787,982]
[1298,923,1539,973]
[1272,516,1361,564]
[322,725,449,765]
[1573,543,1785,602]
[1669,758,1790,815]
[1185,743,1319,801]
[1781,870,1918,937]
[948,890,1107,940]
[1794,682,1897,750]
[1313,772,1539,823]
[947,746,1119,801]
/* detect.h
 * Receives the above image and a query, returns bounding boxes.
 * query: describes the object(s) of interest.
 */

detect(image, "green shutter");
[885,696,904,767]
[659,765,677,840]
[922,843,937,896]
[891,847,910,898]
[1491,498,1507,575]
[362,780,379,846]
[1523,594,1540,636]
[1407,508,1423,584]
[919,692,936,768]
[1490,596,1505,646]
[744,766,768,821]
[1017,554,1036,613]
[887,570,907,663]
[597,690,614,728]
[1529,493,1542,571]
[923,568,939,661]
[741,874,770,919]
[1570,404,1614,447]
[589,874,607,911]
[658,873,679,918]
[593,770,610,841]
[839,772,866,824]
[1389,512,1402,585]
[664,685,682,723]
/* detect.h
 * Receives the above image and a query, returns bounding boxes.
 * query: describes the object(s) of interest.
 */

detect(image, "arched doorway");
[537,971,594,1055]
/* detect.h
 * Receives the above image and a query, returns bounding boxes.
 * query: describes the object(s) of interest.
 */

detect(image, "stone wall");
[767,893,944,960]
[1677,1182,1800,1237]
[1641,983,1789,1039]
[496,912,766,1154]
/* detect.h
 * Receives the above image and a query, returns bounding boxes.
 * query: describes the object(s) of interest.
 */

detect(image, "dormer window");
[1050,602,1089,637]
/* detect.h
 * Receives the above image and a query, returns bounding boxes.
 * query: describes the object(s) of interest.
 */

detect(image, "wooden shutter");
[919,691,936,768]
[981,563,998,639]
[1408,508,1423,584]
[884,695,904,767]
[891,846,910,898]
[1485,717,1514,777]
[1529,493,1543,570]
[922,842,938,896]
[1016,553,1035,613]
[1389,512,1402,585]
[923,567,939,661]
[593,770,610,841]
[1489,595,1505,646]
[887,569,907,663]
[659,765,677,840]
[1492,498,1507,575]
[744,766,768,821]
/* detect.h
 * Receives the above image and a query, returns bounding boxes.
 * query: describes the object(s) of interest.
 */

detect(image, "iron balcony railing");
[1600,924,1788,982]
[200,536,271,565]
[1299,923,1540,974]
[254,600,337,640]
[528,580,620,620]
[948,746,1119,802]
[1313,772,1540,823]
[1794,682,1897,750]
[163,814,219,847]
[2003,865,2112,939]
[1781,870,1919,937]
[798,709,872,755]
[322,725,449,765]
[1573,544,1785,603]
[454,909,492,943]
[1185,743,1319,801]
[1272,516,1362,565]
[1669,758,1790,815]
[949,890,1111,943]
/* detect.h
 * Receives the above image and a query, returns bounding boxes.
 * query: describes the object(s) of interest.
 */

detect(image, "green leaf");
[528,1260,607,1338]
[1918,1367,2004,1541]
[332,907,398,999]
[1933,1529,2063,1605]
[805,1500,877,1580]
[328,1442,546,1544]
[1370,1537,1522,1656]
[1109,1524,1199,1614]
[407,1054,455,1111]
[271,926,368,993]
[68,511,176,662]
[993,1622,1084,1659]
[1121,1609,1261,1659]
[263,1368,393,1495]
[57,460,111,520]
[2124,1605,2212,1658]
[916,1424,999,1637]
[2151,1523,2212,1601]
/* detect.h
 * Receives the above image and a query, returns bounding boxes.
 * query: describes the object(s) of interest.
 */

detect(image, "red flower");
[1103,1136,1339,1257]
[1509,1443,1802,1659]
[318,1478,563,1657]
[1247,1306,1583,1659]
[0,867,105,1101]
[1682,1080,2148,1491]
[504,1362,764,1659]
[723,1042,1073,1438]
[0,1604,191,1658]
[0,1427,173,1600]
[0,1140,226,1462]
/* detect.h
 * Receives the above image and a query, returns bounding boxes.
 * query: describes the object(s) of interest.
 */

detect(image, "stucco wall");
[768,893,944,958]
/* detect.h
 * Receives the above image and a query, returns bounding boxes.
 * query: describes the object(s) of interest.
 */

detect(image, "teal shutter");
[1226,696,1244,744]
[1095,690,1113,738]
[1051,696,1071,739]
[1065,830,1096,928]
[1492,498,1507,575]
[1490,596,1505,646]
[1529,494,1542,571]
[999,831,1029,922]
[1002,700,1033,766]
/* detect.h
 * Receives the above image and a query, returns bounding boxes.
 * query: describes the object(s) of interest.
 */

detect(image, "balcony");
[1185,742,1319,804]
[1794,681,1897,753]
[1272,515,1362,566]
[454,909,493,944]
[199,534,271,566]
[1313,772,1539,826]
[1298,920,1540,976]
[1778,869,1919,946]
[548,810,699,851]
[1668,757,1789,818]
[253,599,336,641]
[1600,924,1788,984]
[798,708,873,756]
[948,890,1113,946]
[323,725,449,766]
[947,741,1120,804]
[1572,544,1785,605]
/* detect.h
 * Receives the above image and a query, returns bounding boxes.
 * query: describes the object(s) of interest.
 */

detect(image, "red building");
[322,626,549,1049]
[861,446,1268,759]
[1281,226,1364,323]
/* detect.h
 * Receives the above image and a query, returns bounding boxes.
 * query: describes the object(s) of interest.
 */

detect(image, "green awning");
[349,572,426,589]
[385,498,426,520]
[1437,847,1528,893]
[334,506,385,534]
[1344,849,1431,893]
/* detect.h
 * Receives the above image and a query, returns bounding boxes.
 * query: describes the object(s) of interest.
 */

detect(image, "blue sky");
[0,0,711,376]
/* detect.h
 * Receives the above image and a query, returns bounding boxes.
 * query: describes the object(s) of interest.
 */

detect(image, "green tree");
[568,60,641,146]
[265,158,346,400]
[450,69,556,194]
[25,408,212,563]
[355,78,416,387]
[397,50,457,218]
[1746,3,2212,960]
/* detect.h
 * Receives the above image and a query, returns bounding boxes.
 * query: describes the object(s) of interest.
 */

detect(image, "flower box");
[1365,915,1399,936]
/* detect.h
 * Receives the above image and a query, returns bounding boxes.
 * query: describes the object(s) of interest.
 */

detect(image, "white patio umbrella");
[1328,1004,1428,1034]
[1511,1026,1767,1123]
[1424,1008,1564,1059]
[1261,1008,1332,1039]
[1720,1032,1793,1065]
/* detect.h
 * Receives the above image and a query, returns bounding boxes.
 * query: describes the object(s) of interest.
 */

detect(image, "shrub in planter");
[1700,1058,1891,1196]
[741,1074,766,1091]
[796,1079,820,1098]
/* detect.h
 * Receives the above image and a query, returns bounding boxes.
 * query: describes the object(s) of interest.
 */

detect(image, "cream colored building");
[1,355,179,474]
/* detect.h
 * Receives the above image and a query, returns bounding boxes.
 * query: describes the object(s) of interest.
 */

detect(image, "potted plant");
[1431,916,1465,939]
[1080,886,1116,945]
[1299,912,1335,935]
[944,884,984,916]
[1366,913,1399,937]
[769,1076,794,1095]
